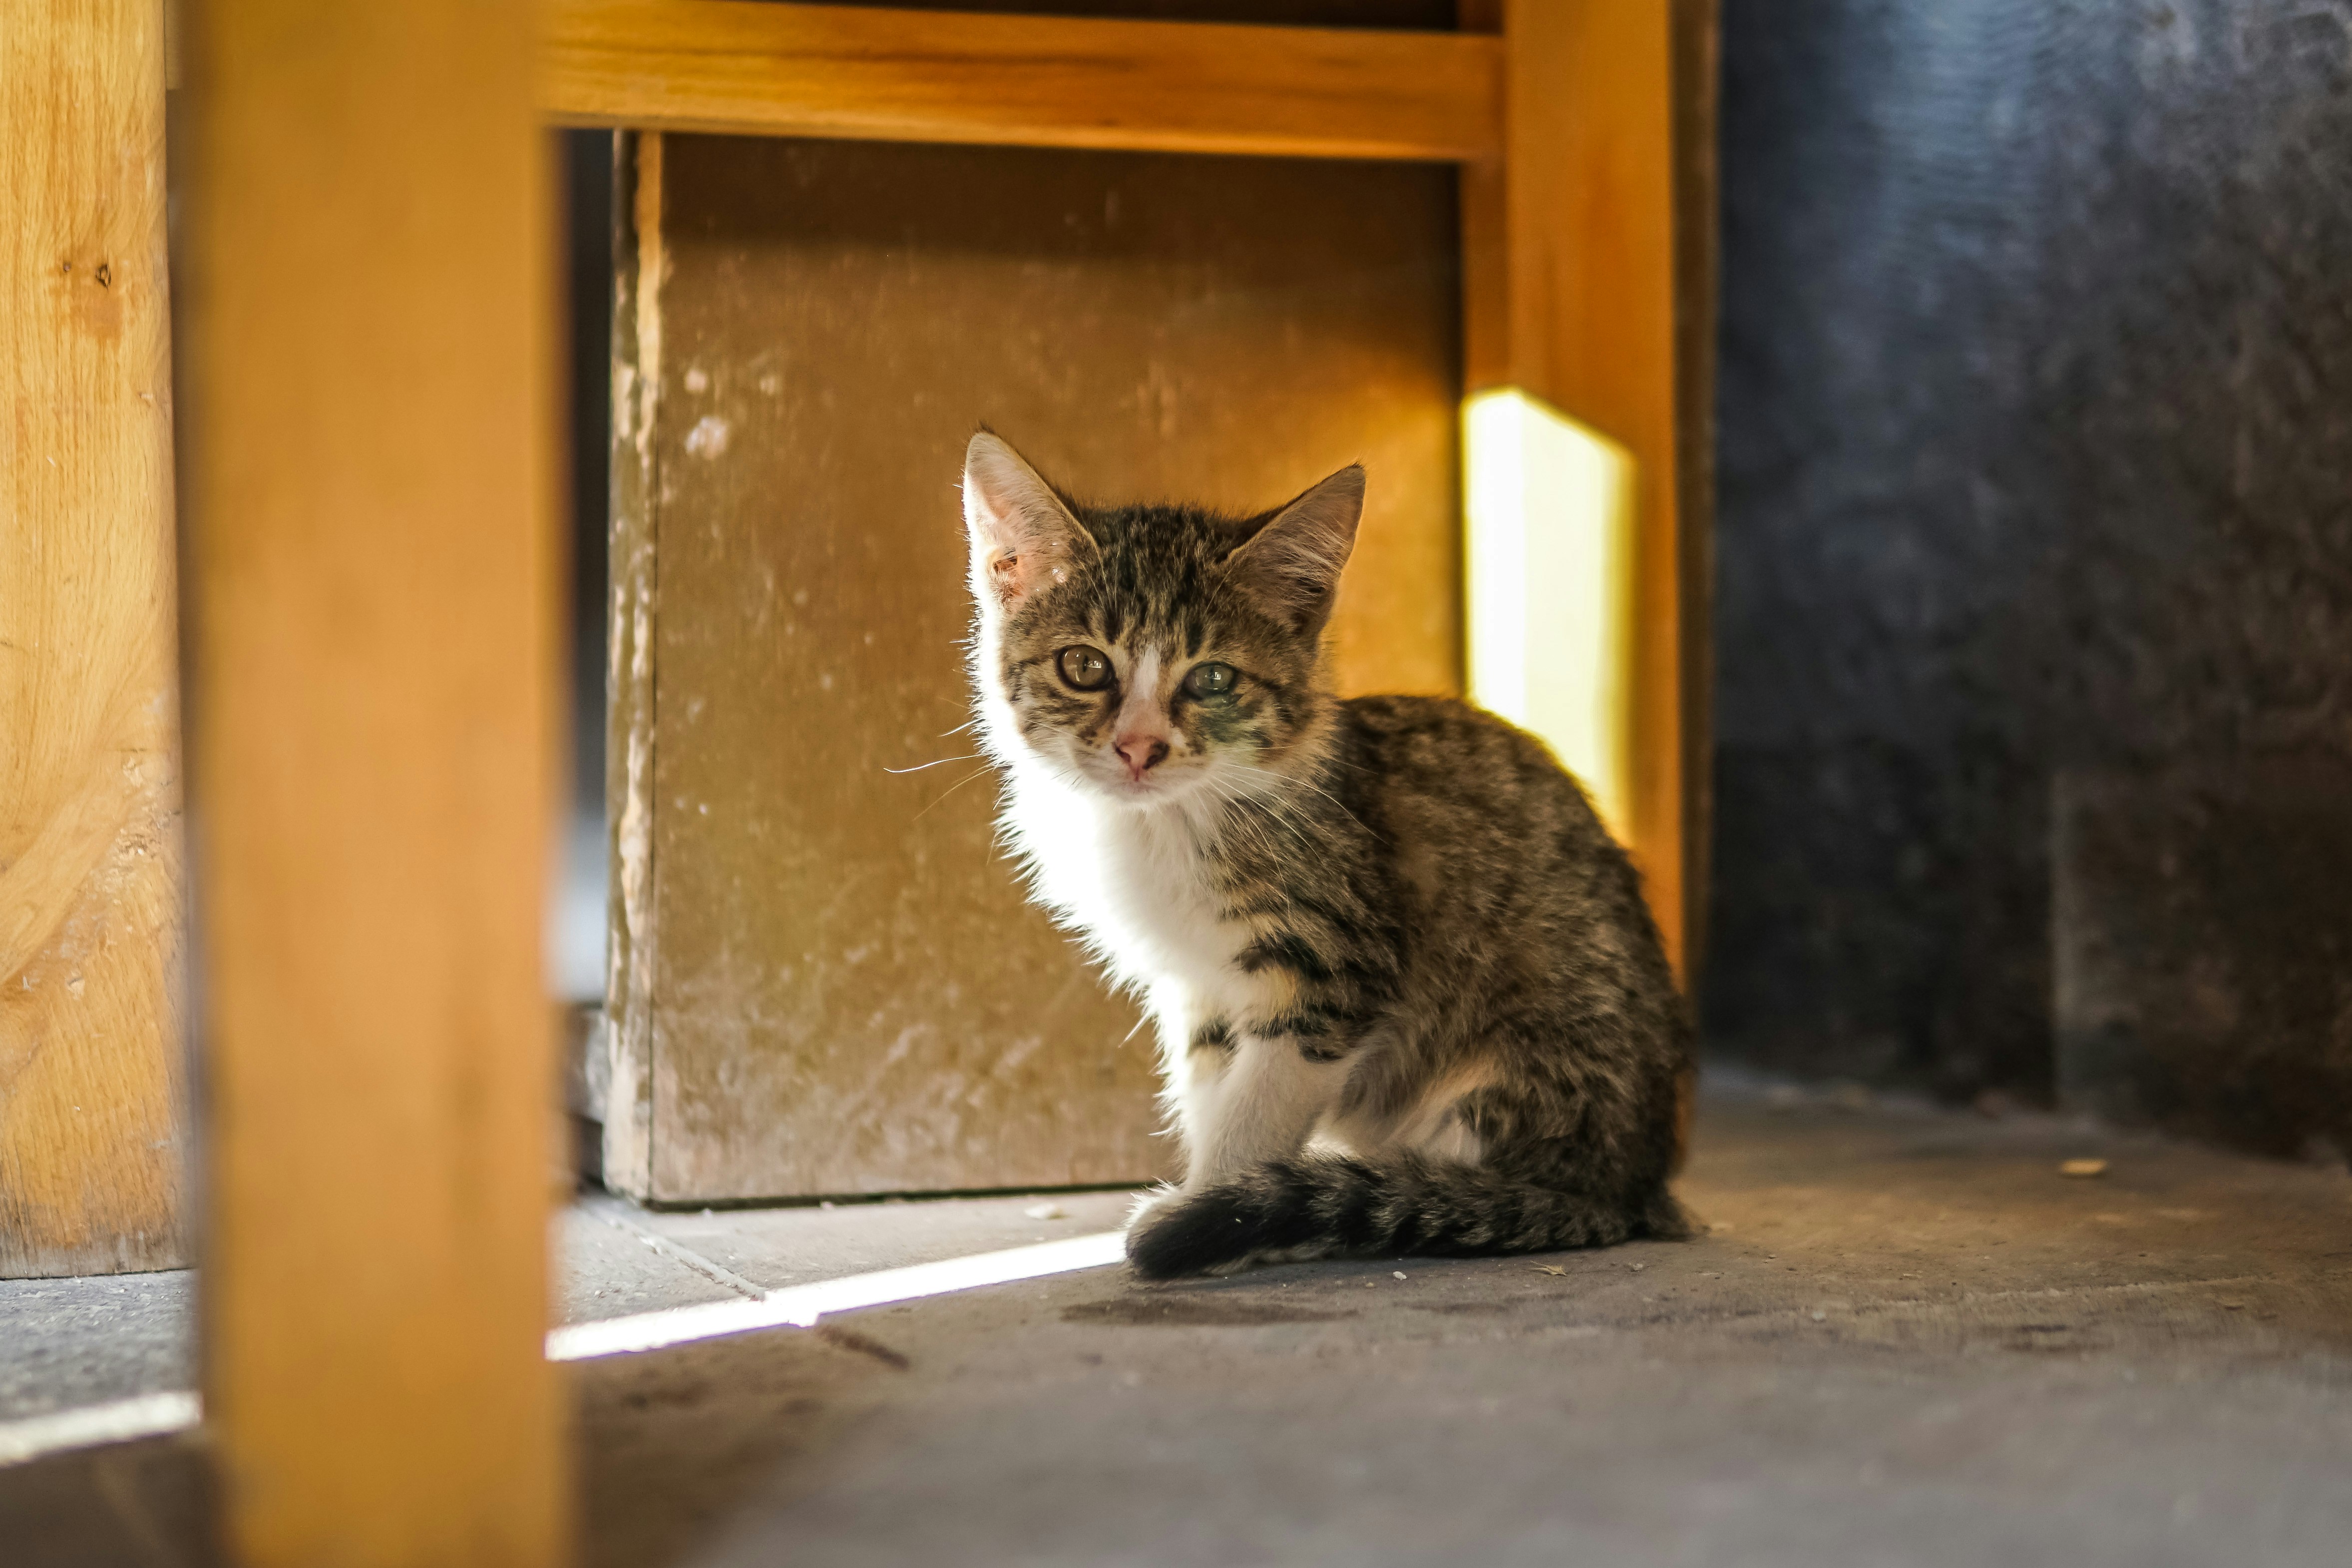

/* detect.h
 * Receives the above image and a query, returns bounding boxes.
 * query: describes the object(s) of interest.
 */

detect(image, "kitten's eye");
[1057,645,1114,691]
[1183,662,1237,699]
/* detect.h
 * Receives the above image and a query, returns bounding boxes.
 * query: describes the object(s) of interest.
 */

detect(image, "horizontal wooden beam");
[542,0,1500,162]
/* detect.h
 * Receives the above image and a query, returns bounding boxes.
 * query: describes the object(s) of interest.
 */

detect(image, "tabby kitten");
[961,431,1692,1278]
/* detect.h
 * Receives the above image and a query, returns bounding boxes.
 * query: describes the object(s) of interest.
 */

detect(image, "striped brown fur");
[961,432,1692,1277]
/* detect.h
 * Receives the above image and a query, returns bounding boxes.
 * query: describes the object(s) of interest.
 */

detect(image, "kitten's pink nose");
[1115,734,1170,781]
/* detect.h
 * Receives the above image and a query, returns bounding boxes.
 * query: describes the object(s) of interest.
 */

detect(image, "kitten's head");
[962,431,1362,810]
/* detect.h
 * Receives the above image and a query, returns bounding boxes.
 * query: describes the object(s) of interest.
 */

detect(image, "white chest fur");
[996,757,1268,1046]
[972,620,1272,1072]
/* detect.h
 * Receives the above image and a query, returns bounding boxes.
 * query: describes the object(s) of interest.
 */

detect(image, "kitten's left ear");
[964,431,1093,608]
[1224,464,1364,636]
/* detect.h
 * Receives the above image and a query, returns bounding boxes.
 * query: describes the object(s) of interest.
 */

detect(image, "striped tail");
[1126,1153,1691,1280]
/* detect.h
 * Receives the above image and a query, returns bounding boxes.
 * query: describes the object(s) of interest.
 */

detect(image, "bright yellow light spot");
[1462,388,1636,840]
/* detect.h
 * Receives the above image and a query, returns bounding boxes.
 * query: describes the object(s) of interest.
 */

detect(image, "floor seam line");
[580,1197,770,1301]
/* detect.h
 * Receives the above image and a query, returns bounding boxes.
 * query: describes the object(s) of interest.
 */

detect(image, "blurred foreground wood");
[0,0,190,1279]
[179,0,568,1563]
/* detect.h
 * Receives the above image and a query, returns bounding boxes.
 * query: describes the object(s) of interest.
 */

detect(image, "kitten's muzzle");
[1114,733,1171,783]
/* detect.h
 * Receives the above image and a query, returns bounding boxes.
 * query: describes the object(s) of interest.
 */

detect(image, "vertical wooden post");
[1462,0,1698,976]
[178,1,569,1563]
[0,0,190,1280]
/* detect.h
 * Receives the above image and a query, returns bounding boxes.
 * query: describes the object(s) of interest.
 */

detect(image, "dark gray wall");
[1707,0,2352,1150]
[566,129,615,817]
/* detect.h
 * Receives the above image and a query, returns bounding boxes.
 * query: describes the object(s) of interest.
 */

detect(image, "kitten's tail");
[1125,1154,1690,1280]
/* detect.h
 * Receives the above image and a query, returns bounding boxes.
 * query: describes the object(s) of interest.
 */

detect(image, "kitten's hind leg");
[1180,1036,1348,1190]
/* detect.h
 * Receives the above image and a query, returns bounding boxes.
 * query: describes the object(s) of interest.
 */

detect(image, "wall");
[607,127,1463,1200]
[1708,0,2352,1155]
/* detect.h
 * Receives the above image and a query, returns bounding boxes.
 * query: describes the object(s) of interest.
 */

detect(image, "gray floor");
[8,1081,2351,1567]
[0,1187,1142,1425]
[0,1273,195,1427]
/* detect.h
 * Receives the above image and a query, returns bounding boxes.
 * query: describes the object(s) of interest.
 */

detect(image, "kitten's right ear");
[963,432,1092,608]
[1222,463,1364,637]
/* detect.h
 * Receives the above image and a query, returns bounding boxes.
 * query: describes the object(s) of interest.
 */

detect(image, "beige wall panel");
[628,134,1461,1200]
[0,0,188,1279]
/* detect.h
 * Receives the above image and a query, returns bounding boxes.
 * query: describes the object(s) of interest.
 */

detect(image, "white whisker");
[912,764,996,820]
[887,752,986,774]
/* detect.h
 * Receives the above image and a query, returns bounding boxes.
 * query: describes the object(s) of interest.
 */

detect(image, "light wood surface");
[543,0,1501,161]
[0,0,190,1280]
[179,0,569,1562]
[1462,0,1695,977]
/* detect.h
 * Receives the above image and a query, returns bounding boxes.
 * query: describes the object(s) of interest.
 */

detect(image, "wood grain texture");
[611,133,1461,1201]
[543,0,1500,161]
[179,0,568,1562]
[1463,0,1694,977]
[0,0,190,1279]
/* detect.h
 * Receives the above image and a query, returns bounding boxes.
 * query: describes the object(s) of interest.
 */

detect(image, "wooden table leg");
[0,0,190,1281]
[177,1,569,1561]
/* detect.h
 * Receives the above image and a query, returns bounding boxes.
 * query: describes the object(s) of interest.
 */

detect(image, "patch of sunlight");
[545,1230,1129,1360]
[1462,388,1636,841]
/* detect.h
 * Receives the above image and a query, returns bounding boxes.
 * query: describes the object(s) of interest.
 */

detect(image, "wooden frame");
[548,0,1709,972]
[142,6,1702,1563]
[183,1,567,1563]
[2,0,190,1281]
[545,0,1502,160]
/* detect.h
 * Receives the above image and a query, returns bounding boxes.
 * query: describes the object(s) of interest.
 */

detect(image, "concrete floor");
[7,1080,2350,1566]
[0,1187,1145,1430]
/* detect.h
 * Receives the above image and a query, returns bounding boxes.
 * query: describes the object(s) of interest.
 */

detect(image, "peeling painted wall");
[615,128,1463,1200]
